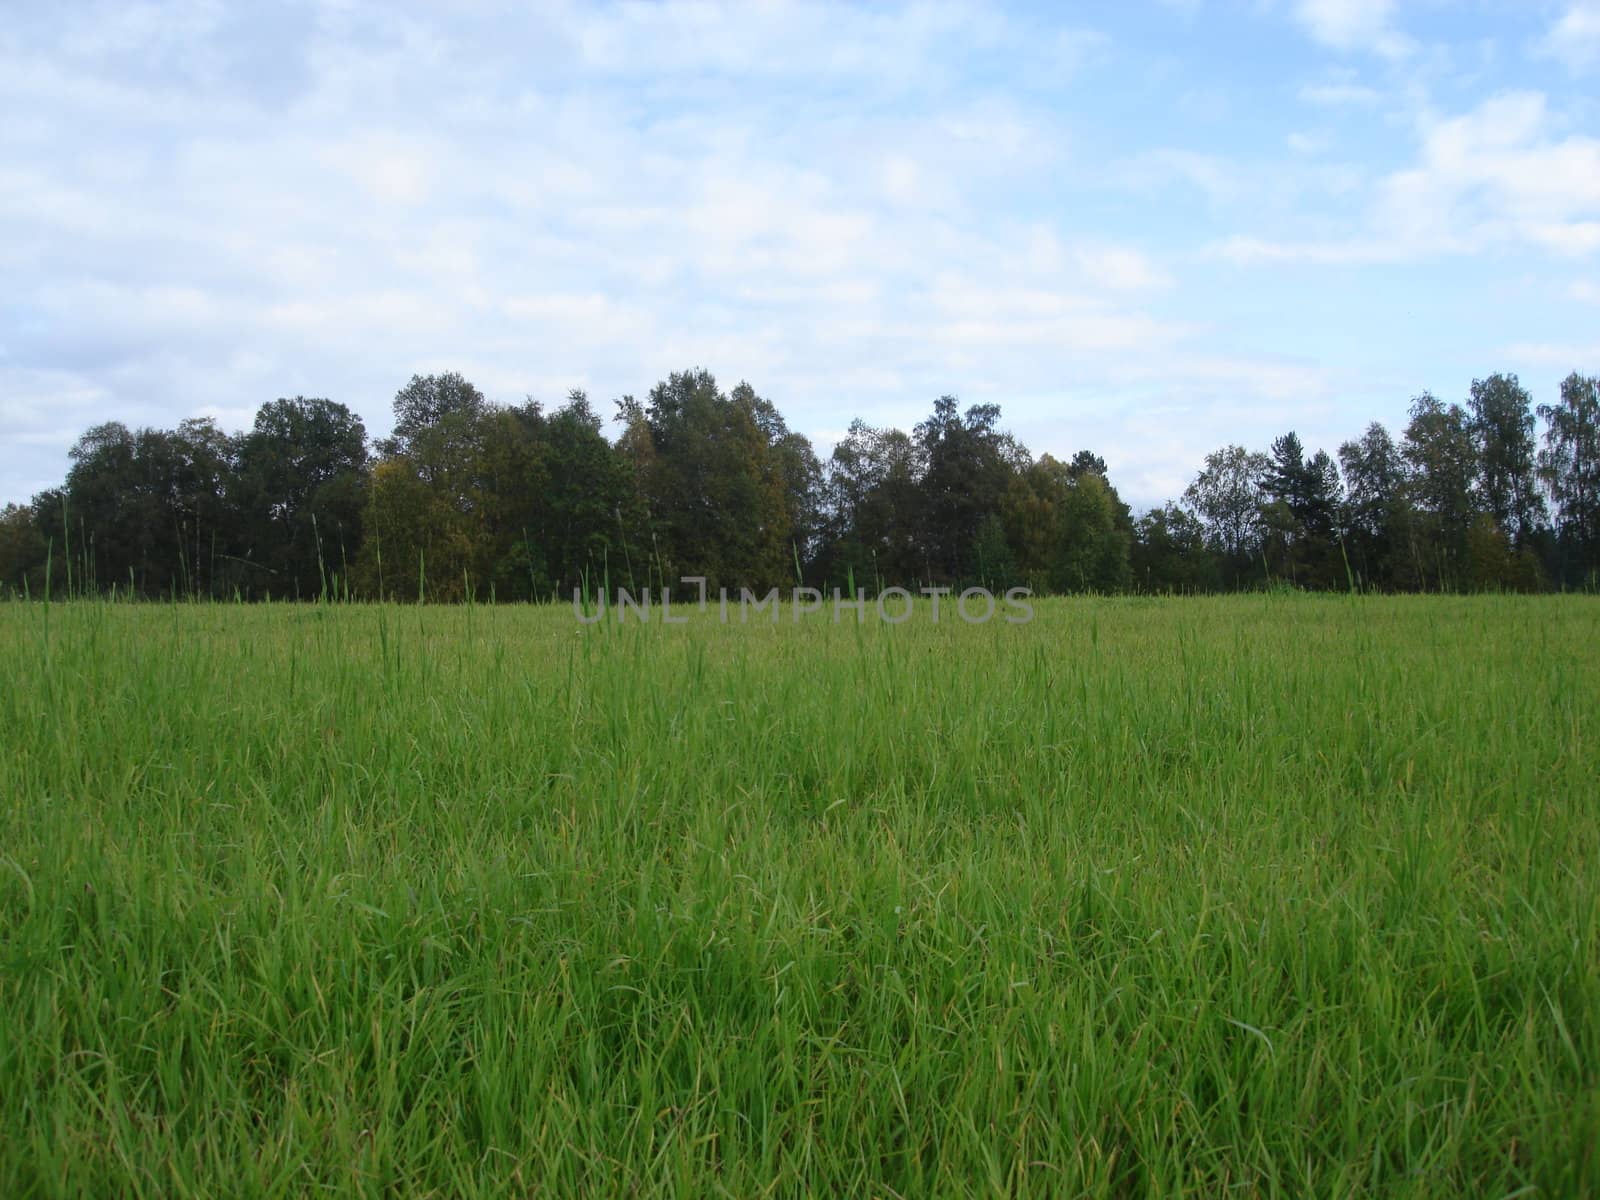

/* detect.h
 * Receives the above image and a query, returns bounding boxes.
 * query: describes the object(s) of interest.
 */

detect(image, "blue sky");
[3,0,1598,509]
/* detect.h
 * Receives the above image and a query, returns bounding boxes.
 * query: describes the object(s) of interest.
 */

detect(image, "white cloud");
[1380,93,1600,254]
[1504,341,1600,367]
[3,0,1591,514]
[4,1,1231,504]
[1113,149,1240,204]
[1294,0,1414,58]
[1207,235,1394,265]
[1072,245,1174,292]
[1298,81,1382,107]
[1542,3,1600,70]
[1211,91,1600,264]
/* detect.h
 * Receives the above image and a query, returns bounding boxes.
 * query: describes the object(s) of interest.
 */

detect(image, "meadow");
[1,594,1597,1197]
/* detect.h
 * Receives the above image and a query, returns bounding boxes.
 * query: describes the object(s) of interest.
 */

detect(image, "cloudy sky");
[3,0,1598,508]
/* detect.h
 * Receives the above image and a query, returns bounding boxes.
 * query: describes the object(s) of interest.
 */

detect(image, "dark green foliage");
[231,397,369,599]
[1401,393,1480,590]
[1259,432,1344,587]
[1183,444,1270,586]
[999,455,1132,593]
[1538,373,1600,585]
[1133,503,1218,593]
[616,371,814,591]
[6,363,1599,600]
[542,392,637,595]
[912,396,1015,583]
[817,419,927,591]
[383,372,489,463]
[1338,422,1406,590]
[1468,373,1546,545]
[0,503,49,595]
[48,417,236,598]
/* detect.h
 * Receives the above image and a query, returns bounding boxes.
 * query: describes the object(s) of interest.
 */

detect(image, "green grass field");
[2,596,1598,1197]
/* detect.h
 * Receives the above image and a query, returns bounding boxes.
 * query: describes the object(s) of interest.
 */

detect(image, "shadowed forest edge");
[3,367,1597,601]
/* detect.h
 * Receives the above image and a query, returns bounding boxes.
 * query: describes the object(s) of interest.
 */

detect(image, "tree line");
[2,367,1597,601]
